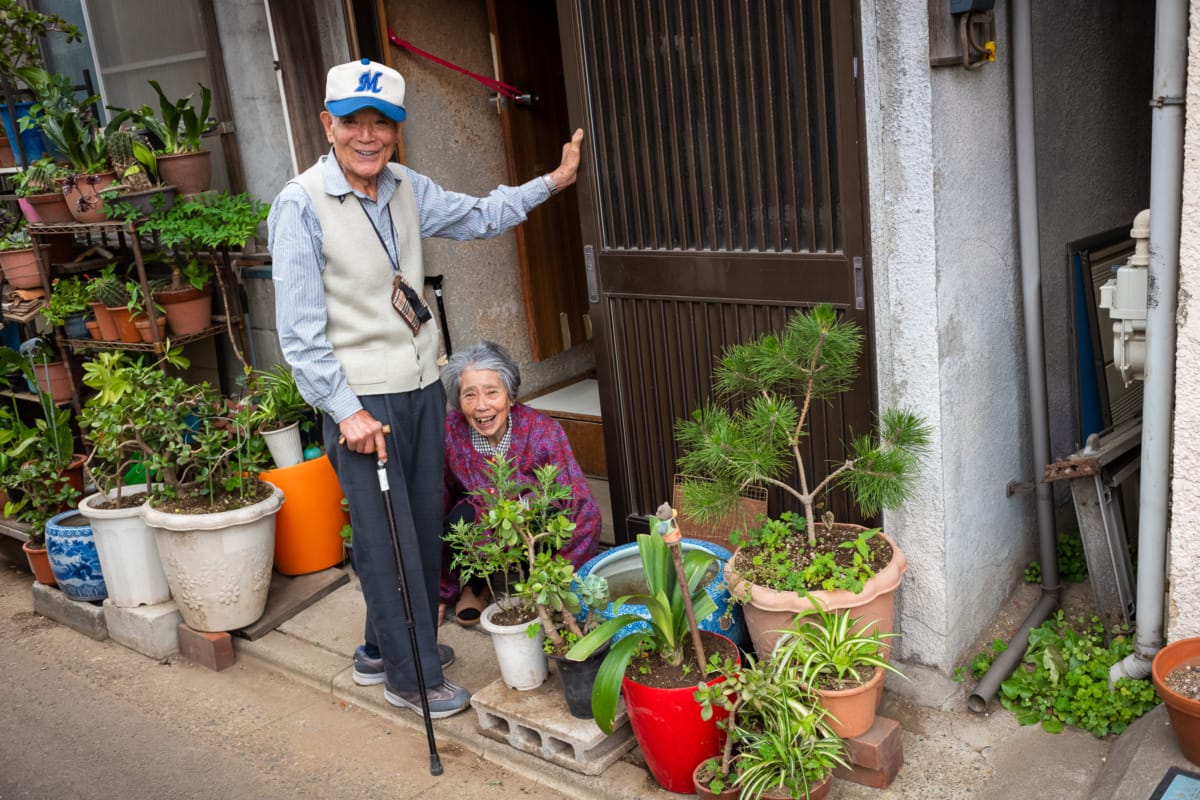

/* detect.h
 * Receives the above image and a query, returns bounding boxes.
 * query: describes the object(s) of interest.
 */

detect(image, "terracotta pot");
[22,540,57,586]
[725,525,908,658]
[89,302,120,340]
[157,151,212,196]
[0,134,14,168]
[0,247,42,289]
[761,772,832,799]
[816,662,886,739]
[260,455,349,576]
[622,631,738,793]
[154,284,213,336]
[84,319,100,339]
[22,191,75,224]
[31,361,73,405]
[1152,637,1200,766]
[693,760,741,800]
[134,314,167,343]
[63,172,118,224]
[108,306,143,343]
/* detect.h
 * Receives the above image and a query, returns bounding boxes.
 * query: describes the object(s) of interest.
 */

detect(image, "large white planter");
[141,484,284,632]
[479,602,548,690]
[79,483,171,608]
[261,422,304,469]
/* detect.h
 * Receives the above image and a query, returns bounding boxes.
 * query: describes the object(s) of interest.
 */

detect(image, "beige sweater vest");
[294,162,440,396]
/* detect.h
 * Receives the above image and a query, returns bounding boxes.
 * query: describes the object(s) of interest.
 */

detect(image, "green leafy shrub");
[1025,530,1089,584]
[998,611,1159,736]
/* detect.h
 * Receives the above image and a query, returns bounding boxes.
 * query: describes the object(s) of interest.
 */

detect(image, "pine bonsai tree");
[676,304,931,548]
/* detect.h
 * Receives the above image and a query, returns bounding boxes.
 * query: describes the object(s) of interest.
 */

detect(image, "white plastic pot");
[142,483,284,632]
[261,422,304,469]
[479,602,548,690]
[79,483,171,608]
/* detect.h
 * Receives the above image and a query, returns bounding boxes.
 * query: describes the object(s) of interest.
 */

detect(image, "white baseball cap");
[325,58,406,122]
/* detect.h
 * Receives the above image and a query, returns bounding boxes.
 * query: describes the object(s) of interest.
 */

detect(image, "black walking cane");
[374,454,444,777]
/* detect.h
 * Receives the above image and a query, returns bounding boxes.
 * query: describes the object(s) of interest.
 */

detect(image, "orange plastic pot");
[261,454,348,575]
[1152,637,1200,766]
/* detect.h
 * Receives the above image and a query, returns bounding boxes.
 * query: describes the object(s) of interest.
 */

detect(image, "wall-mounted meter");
[1098,210,1150,386]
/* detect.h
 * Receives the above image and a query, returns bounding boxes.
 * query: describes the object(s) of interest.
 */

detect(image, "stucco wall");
[1171,0,1200,640]
[381,0,594,396]
[1032,3,1154,473]
[862,3,1031,672]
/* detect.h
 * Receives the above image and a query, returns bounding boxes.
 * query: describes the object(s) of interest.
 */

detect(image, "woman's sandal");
[455,585,490,627]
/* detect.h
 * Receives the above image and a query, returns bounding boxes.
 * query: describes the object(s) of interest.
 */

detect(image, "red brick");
[833,715,903,788]
[176,624,235,672]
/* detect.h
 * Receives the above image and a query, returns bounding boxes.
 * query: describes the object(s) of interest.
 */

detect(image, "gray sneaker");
[352,644,455,686]
[384,679,471,718]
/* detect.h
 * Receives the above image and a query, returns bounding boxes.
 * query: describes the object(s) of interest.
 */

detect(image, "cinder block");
[104,599,183,659]
[32,582,108,641]
[471,676,637,776]
[176,624,235,671]
[834,715,903,788]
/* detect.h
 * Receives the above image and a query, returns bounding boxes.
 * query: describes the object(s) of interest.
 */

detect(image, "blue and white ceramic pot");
[575,538,747,649]
[45,510,107,602]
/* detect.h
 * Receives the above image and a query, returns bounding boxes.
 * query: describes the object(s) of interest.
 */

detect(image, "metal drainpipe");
[1110,0,1186,683]
[968,0,1061,713]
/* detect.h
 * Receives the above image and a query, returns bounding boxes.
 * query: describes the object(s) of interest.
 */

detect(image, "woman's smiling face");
[459,368,512,446]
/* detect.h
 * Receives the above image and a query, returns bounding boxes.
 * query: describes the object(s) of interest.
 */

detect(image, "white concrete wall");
[862,3,1032,672]
[1170,0,1200,640]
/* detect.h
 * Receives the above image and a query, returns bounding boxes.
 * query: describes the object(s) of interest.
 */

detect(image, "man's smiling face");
[320,108,399,195]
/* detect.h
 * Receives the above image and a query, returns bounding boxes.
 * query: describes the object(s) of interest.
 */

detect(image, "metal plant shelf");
[65,325,224,353]
[28,219,140,235]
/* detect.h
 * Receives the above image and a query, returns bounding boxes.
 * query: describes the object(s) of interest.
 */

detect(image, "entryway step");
[471,673,636,776]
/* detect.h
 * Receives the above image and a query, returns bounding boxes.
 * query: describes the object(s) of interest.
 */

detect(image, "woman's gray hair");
[442,341,521,408]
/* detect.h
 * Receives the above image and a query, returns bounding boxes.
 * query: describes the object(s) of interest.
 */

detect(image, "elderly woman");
[440,341,601,626]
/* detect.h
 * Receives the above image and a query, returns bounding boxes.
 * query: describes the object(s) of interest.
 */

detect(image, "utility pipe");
[968,0,1061,713]
[1110,0,1186,684]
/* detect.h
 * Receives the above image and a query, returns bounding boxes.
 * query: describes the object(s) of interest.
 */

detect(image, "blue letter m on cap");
[355,70,383,94]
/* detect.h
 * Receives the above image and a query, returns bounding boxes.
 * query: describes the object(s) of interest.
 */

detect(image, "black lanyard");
[358,200,399,273]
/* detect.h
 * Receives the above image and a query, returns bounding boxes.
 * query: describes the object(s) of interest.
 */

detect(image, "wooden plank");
[0,515,31,544]
[235,566,350,641]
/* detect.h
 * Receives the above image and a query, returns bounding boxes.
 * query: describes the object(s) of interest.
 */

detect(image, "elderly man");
[268,58,584,718]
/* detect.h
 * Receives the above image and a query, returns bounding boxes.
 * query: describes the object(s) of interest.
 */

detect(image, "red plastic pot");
[621,631,738,793]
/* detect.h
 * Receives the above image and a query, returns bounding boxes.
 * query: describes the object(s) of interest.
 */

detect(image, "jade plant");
[445,456,607,655]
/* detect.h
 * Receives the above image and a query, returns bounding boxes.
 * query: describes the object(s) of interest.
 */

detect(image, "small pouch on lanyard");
[391,274,432,334]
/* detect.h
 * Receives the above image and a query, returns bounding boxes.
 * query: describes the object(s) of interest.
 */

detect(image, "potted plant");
[81,348,280,631]
[676,303,932,656]
[19,335,72,405]
[140,192,269,337]
[14,157,72,224]
[0,209,40,290]
[771,596,907,739]
[76,350,188,608]
[0,345,86,588]
[0,1,80,165]
[97,129,176,219]
[86,265,127,341]
[40,274,92,338]
[445,456,589,692]
[1151,637,1200,766]
[565,528,739,792]
[247,363,313,468]
[733,700,848,800]
[112,81,213,195]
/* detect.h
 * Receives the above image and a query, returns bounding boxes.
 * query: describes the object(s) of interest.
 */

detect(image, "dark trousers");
[325,382,446,692]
